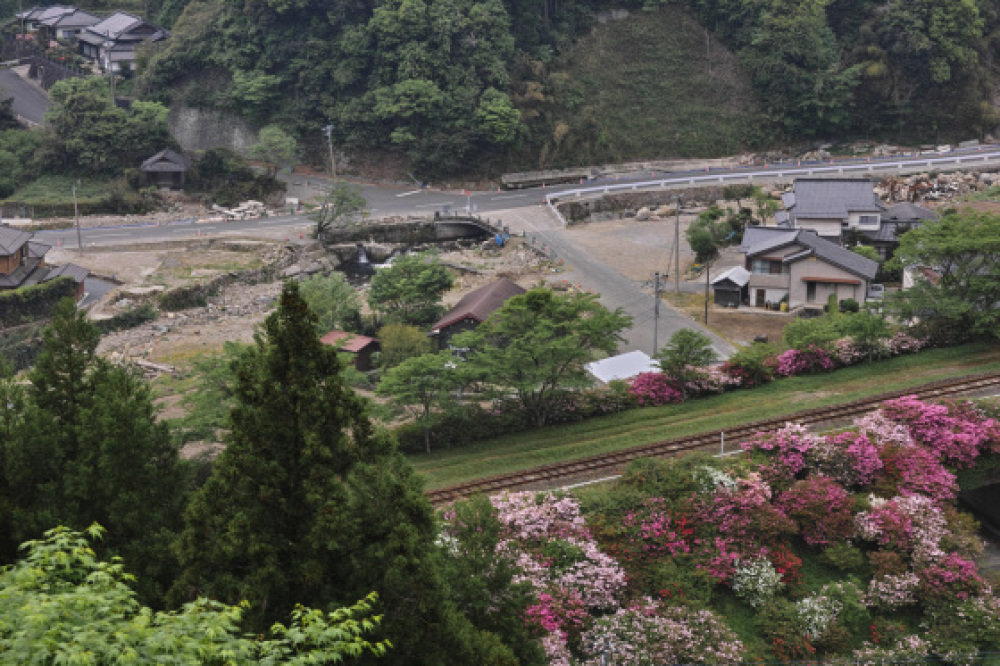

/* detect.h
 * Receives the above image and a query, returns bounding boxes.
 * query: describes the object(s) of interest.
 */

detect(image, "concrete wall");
[788,257,865,307]
[168,104,259,155]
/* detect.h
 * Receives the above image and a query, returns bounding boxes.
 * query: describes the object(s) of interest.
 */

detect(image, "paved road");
[49,146,1000,356]
[0,69,49,125]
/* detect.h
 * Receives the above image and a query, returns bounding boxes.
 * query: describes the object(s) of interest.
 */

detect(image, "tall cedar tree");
[2,299,186,602]
[172,282,513,664]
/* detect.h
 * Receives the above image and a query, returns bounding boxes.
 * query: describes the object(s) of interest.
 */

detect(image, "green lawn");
[409,343,1000,489]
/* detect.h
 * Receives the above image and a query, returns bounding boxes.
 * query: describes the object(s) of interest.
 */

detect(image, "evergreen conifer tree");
[173,282,511,663]
[2,299,187,601]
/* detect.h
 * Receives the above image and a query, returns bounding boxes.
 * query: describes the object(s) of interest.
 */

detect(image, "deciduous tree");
[0,525,389,664]
[377,352,461,452]
[367,252,453,325]
[891,210,1000,338]
[455,288,631,427]
[656,328,718,399]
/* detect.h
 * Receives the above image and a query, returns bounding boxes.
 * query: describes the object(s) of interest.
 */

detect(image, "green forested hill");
[131,0,1000,176]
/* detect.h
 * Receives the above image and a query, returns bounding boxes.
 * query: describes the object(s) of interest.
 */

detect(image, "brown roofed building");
[0,224,88,298]
[429,278,526,349]
[320,330,380,372]
[141,148,192,189]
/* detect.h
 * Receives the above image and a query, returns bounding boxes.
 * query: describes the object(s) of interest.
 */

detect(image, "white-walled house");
[741,227,879,310]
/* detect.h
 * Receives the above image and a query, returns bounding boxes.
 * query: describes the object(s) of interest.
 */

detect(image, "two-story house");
[77,12,168,72]
[0,225,88,298]
[741,227,879,310]
[777,178,886,242]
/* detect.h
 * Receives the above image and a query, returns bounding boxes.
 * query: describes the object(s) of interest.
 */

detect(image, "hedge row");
[0,278,76,328]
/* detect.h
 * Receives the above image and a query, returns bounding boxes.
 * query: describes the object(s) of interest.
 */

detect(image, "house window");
[859,215,879,226]
[752,259,783,275]
[806,282,816,302]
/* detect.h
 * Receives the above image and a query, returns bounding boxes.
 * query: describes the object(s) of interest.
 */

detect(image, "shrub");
[774,345,834,376]
[722,342,777,387]
[0,278,76,328]
[628,372,682,406]
[580,600,743,665]
[94,303,158,334]
[821,543,867,574]
[839,298,859,313]
[777,476,855,547]
[733,557,784,608]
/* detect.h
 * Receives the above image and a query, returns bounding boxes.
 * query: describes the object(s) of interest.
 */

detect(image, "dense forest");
[29,0,1000,174]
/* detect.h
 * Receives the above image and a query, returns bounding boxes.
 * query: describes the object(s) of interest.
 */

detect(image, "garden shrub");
[777,476,855,547]
[0,278,76,328]
[820,543,866,574]
[94,303,158,334]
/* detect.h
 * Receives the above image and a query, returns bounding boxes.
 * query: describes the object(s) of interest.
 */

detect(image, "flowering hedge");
[444,395,1000,664]
[629,327,932,410]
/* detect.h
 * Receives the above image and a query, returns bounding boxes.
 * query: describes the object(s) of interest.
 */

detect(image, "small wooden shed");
[711,266,750,308]
[320,330,380,372]
[140,148,192,189]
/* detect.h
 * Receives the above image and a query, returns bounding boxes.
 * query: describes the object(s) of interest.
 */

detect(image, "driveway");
[0,68,50,125]
[496,206,736,359]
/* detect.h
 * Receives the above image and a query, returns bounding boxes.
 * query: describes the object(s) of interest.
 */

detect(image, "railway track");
[426,371,1000,507]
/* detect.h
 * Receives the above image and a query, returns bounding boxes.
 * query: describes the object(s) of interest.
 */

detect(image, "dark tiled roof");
[0,225,31,255]
[43,263,88,283]
[882,202,937,223]
[27,240,50,258]
[744,228,878,281]
[43,7,100,27]
[787,178,884,221]
[141,148,191,172]
[431,278,526,332]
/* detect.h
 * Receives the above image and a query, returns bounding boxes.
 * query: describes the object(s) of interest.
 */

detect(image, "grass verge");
[409,343,1000,489]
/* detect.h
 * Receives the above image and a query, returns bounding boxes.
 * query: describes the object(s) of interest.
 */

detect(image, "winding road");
[0,68,49,125]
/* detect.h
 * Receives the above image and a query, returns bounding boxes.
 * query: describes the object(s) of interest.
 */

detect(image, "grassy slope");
[410,343,1000,489]
[532,5,773,167]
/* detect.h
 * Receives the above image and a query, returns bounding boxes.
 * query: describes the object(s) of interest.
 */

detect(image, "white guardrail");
[543,149,1000,226]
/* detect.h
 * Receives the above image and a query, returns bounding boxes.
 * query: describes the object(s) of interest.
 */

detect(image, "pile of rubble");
[210,200,272,220]
[877,170,1000,202]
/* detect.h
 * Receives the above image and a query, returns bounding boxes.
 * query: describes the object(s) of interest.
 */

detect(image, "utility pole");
[322,125,336,180]
[73,181,82,255]
[674,196,681,294]
[652,271,661,355]
[704,261,710,324]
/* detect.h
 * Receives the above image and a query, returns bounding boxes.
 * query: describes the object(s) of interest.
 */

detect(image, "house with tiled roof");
[0,224,88,298]
[740,226,879,310]
[77,11,168,72]
[855,201,937,260]
[780,178,886,241]
[429,278,526,349]
[320,330,380,371]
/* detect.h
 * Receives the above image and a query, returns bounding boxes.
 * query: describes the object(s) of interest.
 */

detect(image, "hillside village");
[1,0,1000,663]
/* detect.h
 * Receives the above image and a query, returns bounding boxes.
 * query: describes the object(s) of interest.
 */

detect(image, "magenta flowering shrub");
[775,345,835,377]
[742,423,821,484]
[885,444,958,502]
[808,431,883,487]
[525,587,589,634]
[627,372,682,406]
[622,497,691,558]
[580,599,744,665]
[856,495,950,564]
[777,476,855,547]
[881,397,999,469]
[855,410,915,448]
[918,553,988,603]
[684,366,743,396]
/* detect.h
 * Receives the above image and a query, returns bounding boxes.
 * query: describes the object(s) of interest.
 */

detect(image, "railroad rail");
[426,371,1000,507]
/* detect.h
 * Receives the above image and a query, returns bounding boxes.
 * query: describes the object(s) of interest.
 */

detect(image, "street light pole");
[322,125,336,180]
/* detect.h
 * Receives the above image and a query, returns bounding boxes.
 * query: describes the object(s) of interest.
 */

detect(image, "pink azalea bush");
[777,476,855,546]
[622,497,691,558]
[865,572,920,609]
[580,599,743,665]
[917,553,988,603]
[809,431,883,487]
[881,397,999,468]
[627,372,682,406]
[742,423,821,484]
[775,345,835,377]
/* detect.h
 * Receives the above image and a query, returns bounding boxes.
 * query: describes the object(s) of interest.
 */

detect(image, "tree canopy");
[656,328,718,398]
[0,525,389,664]
[367,252,453,326]
[890,209,1000,338]
[1,299,187,602]
[454,288,631,427]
